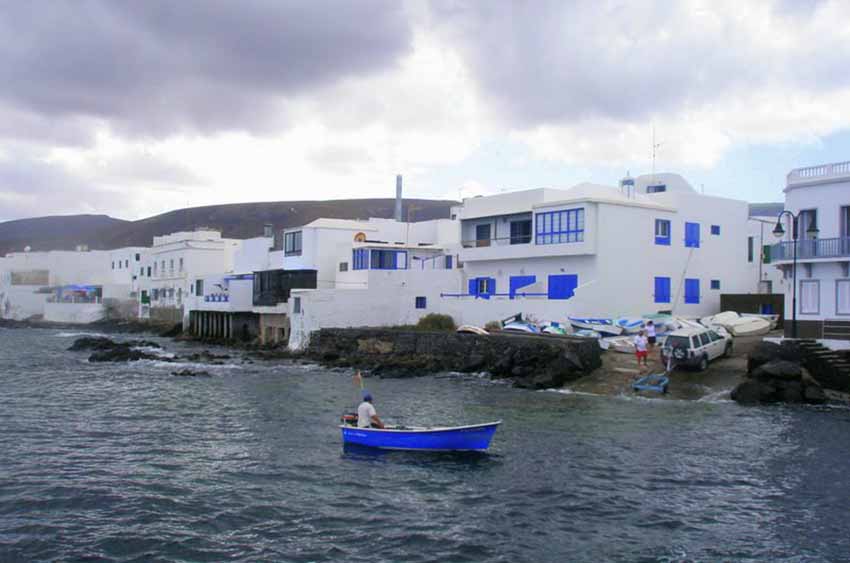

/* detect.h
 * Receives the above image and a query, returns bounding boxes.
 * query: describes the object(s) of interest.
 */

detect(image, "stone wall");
[306,328,602,389]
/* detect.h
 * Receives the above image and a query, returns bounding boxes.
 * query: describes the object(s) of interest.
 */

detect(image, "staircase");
[797,339,850,392]
[823,319,850,340]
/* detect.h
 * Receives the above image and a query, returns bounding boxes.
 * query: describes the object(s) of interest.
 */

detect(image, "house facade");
[771,161,850,339]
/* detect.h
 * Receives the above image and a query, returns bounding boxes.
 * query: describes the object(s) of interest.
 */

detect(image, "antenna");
[651,125,662,183]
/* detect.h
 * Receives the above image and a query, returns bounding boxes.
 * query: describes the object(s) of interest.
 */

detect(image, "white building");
[138,230,242,324]
[747,203,785,296]
[771,161,850,339]
[287,173,756,349]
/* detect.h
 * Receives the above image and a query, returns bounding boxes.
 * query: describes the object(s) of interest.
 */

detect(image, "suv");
[661,327,732,371]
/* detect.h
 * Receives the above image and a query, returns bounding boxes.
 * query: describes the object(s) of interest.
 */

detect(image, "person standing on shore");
[646,321,657,352]
[634,330,649,372]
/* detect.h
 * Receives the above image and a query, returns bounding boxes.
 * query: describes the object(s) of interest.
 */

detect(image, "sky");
[1,0,849,222]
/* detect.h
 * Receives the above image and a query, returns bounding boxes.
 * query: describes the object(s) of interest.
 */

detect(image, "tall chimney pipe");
[394,174,403,221]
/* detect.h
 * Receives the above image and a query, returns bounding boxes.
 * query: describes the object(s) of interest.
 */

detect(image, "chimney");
[394,174,403,222]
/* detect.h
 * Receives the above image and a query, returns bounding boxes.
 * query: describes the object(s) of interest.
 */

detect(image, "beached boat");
[457,325,489,335]
[614,317,644,334]
[568,317,623,336]
[633,372,669,393]
[503,321,540,334]
[741,313,779,330]
[340,421,502,451]
[541,322,568,336]
[604,335,636,354]
[700,311,772,336]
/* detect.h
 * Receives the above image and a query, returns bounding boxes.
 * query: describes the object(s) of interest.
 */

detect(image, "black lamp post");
[773,211,819,338]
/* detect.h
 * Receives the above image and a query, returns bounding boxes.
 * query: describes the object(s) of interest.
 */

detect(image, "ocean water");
[1,328,849,562]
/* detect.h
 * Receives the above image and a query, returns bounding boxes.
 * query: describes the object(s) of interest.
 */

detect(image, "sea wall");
[305,328,602,389]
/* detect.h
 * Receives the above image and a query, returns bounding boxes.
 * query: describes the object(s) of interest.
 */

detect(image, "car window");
[708,331,722,342]
[666,335,690,349]
[698,333,711,347]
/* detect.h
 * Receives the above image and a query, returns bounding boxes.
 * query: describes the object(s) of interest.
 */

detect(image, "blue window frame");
[444,255,453,270]
[685,222,700,248]
[352,248,369,270]
[535,208,585,245]
[710,279,720,290]
[415,296,426,309]
[469,277,496,299]
[655,219,671,245]
[654,277,671,303]
[548,274,578,300]
[711,225,720,235]
[684,278,700,304]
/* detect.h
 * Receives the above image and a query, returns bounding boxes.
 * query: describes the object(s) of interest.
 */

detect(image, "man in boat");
[357,391,385,429]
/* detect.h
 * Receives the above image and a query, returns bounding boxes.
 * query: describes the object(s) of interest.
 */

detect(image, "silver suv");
[661,327,732,371]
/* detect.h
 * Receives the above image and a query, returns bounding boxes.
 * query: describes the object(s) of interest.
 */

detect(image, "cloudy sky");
[1,0,848,222]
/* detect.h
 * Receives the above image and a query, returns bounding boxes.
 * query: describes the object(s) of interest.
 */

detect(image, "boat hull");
[340,421,501,451]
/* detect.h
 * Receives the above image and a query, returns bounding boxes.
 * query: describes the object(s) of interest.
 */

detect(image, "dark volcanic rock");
[735,345,831,405]
[747,341,804,373]
[305,328,601,389]
[172,369,211,377]
[69,336,161,352]
[88,348,165,362]
[752,360,802,381]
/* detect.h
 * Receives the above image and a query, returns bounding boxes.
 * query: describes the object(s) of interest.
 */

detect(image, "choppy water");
[2,328,850,562]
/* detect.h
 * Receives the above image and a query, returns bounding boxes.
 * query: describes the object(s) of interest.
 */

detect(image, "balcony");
[787,160,850,188]
[770,237,850,262]
[461,235,532,248]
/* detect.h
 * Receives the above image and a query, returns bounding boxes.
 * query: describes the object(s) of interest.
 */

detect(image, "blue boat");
[632,373,669,394]
[340,421,502,452]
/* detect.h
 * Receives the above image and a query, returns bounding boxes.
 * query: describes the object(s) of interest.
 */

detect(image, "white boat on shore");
[700,311,772,336]
[457,325,489,336]
[568,317,623,336]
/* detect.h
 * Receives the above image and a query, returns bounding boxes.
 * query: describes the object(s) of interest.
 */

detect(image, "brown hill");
[0,198,456,255]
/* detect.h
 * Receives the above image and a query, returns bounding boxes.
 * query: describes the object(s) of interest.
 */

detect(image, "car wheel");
[698,356,709,371]
[723,343,732,358]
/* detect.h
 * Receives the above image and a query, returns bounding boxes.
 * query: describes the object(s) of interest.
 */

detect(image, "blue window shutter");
[509,275,537,299]
[445,255,453,269]
[711,225,720,235]
[468,278,478,297]
[484,277,496,300]
[684,278,700,304]
[685,222,700,248]
[548,274,578,300]
[654,277,671,303]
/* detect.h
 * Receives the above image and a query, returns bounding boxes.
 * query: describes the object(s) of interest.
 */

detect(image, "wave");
[54,331,109,338]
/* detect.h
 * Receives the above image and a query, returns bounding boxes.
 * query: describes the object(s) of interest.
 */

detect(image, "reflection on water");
[1,328,849,562]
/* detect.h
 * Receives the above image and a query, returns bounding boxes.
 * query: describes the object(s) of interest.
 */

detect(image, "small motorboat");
[614,317,644,334]
[457,325,489,335]
[340,420,502,451]
[568,317,623,336]
[541,321,568,336]
[633,372,669,394]
[503,321,540,334]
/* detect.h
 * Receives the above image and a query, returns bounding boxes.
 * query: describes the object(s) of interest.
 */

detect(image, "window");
[147,266,152,277]
[708,331,723,342]
[762,244,771,264]
[111,261,115,270]
[747,236,754,263]
[169,259,174,272]
[124,259,129,268]
[654,277,671,303]
[711,225,720,235]
[655,219,671,245]
[535,208,585,245]
[685,222,700,248]
[444,255,453,270]
[152,288,159,300]
[510,219,532,245]
[800,280,819,314]
[352,249,369,270]
[646,184,667,193]
[284,231,303,256]
[370,249,407,270]
[548,274,578,300]
[293,296,302,314]
[799,209,817,240]
[339,262,349,272]
[698,333,711,347]
[684,278,700,304]
[837,280,850,315]
[179,258,184,272]
[711,279,720,290]
[195,279,204,296]
[161,260,165,272]
[842,206,850,238]
[415,296,427,309]
[477,278,494,295]
[475,224,491,247]
[153,262,158,275]
[135,253,140,261]
[139,267,144,276]
[118,261,121,269]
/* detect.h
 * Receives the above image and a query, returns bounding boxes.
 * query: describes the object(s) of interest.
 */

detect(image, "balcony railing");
[787,160,850,185]
[770,237,850,261]
[461,235,532,248]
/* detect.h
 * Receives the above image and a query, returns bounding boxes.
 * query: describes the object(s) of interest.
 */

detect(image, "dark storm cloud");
[429,0,850,127]
[0,0,412,138]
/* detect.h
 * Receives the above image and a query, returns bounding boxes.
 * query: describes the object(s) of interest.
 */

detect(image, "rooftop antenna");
[651,125,662,183]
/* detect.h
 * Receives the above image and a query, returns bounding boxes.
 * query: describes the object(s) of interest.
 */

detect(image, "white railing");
[787,160,850,185]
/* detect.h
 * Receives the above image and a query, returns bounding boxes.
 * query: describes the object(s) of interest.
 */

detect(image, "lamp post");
[773,211,819,338]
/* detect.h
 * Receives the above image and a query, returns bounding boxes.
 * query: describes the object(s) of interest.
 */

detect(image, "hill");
[0,198,456,255]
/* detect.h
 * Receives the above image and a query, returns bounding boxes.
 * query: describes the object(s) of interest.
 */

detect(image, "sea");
[1,327,850,562]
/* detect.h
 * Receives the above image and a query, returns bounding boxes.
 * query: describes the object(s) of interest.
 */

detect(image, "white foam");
[55,331,109,338]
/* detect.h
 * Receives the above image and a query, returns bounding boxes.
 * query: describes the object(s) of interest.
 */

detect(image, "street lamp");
[773,211,819,338]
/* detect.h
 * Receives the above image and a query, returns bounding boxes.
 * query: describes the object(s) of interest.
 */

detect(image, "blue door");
[654,277,671,303]
[685,222,700,248]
